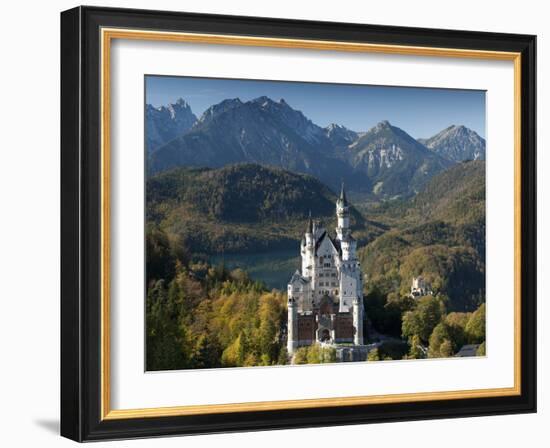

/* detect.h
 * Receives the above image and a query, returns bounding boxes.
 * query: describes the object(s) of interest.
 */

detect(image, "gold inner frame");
[100,27,522,421]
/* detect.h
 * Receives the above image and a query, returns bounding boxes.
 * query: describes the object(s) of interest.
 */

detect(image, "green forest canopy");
[145,160,487,370]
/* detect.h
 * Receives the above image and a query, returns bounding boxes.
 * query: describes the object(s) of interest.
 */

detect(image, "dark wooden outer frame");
[61,5,537,442]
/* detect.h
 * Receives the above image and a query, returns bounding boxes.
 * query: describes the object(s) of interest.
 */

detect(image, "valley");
[144,93,487,370]
[209,249,300,291]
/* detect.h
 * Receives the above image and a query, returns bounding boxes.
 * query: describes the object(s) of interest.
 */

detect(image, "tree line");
[146,224,485,370]
[146,225,288,371]
[364,287,485,360]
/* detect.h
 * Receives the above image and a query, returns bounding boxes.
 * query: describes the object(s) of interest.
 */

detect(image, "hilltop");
[147,163,383,255]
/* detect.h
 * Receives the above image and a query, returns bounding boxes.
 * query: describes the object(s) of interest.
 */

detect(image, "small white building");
[410,276,433,298]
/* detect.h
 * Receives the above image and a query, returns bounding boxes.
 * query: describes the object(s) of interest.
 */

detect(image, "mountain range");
[146,96,485,198]
[145,98,197,153]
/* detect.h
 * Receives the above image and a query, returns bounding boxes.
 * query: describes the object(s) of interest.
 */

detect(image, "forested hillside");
[146,163,383,255]
[359,160,486,312]
[145,160,486,369]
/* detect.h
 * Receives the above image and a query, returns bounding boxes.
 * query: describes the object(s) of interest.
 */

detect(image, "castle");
[410,276,433,298]
[286,185,365,355]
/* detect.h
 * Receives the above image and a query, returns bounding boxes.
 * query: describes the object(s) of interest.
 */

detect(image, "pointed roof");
[315,231,342,256]
[306,211,313,234]
[289,270,309,285]
[339,182,348,206]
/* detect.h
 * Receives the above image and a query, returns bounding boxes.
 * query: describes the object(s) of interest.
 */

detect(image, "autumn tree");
[428,322,454,358]
[402,295,446,344]
[407,334,426,359]
[367,348,381,361]
[465,303,486,344]
[476,341,486,356]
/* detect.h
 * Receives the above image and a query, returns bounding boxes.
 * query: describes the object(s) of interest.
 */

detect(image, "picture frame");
[60,5,536,442]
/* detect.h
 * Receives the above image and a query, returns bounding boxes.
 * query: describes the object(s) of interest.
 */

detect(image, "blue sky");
[145,75,486,139]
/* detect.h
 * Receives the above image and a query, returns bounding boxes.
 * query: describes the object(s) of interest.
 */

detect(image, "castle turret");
[287,297,298,354]
[302,213,315,278]
[341,236,358,261]
[336,183,350,241]
[305,212,313,246]
[352,296,364,345]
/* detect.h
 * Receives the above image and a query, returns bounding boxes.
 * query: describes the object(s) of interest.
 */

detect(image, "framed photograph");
[60,6,536,441]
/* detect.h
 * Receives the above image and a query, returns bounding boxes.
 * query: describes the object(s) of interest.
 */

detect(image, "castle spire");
[339,182,348,206]
[306,211,313,234]
[336,183,350,241]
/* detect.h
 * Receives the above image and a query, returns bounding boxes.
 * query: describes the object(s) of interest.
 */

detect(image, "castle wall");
[296,314,316,345]
[312,236,340,303]
[339,268,359,312]
[294,312,356,347]
[333,313,354,342]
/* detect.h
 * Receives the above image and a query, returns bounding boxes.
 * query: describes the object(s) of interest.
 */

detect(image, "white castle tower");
[335,184,362,314]
[287,184,365,355]
[336,184,351,241]
[287,297,298,354]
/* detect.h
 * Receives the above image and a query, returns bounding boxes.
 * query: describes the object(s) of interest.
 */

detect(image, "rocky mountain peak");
[198,98,243,124]
[174,97,190,107]
[375,120,392,129]
[324,123,359,148]
[419,124,486,162]
[147,98,454,199]
[145,99,198,154]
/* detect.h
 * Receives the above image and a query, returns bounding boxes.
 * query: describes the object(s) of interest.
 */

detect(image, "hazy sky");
[145,75,486,139]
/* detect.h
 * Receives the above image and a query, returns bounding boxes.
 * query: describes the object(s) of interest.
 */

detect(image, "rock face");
[146,96,461,198]
[324,123,359,148]
[346,121,452,197]
[419,125,486,162]
[145,98,197,154]
[148,96,355,191]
